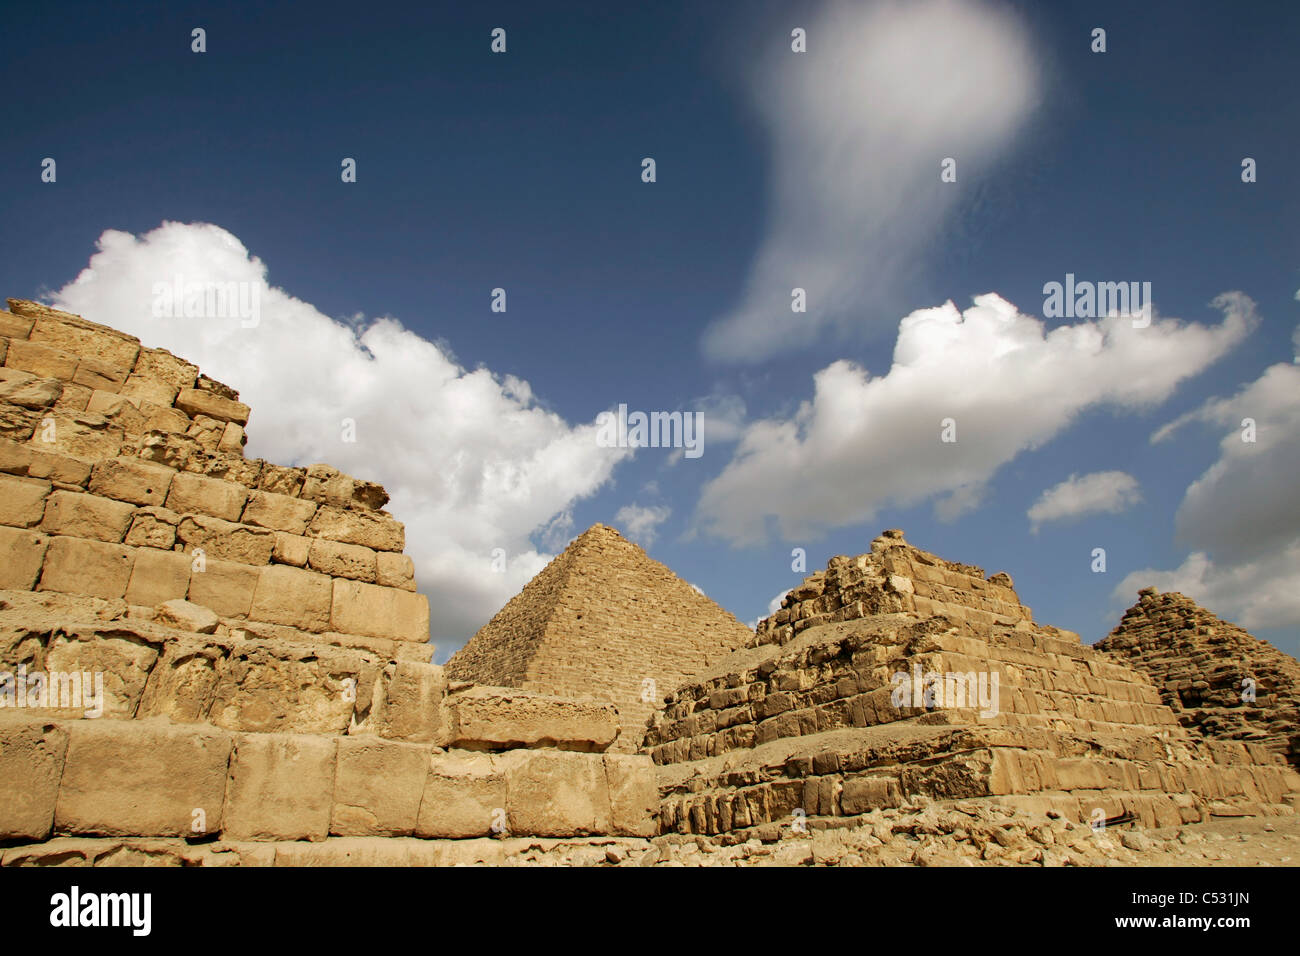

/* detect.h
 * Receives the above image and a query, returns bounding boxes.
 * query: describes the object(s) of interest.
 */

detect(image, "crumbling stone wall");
[1098,588,1300,769]
[448,524,753,751]
[0,300,658,864]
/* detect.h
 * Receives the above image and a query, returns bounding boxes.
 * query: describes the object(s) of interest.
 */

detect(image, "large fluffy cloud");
[702,0,1040,362]
[697,292,1256,545]
[1118,347,1300,630]
[48,222,631,655]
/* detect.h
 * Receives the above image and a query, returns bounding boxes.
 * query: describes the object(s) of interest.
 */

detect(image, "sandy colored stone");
[218,422,246,454]
[502,749,613,837]
[242,490,316,534]
[40,490,134,542]
[0,526,48,588]
[330,579,429,643]
[88,456,174,506]
[37,536,134,599]
[155,598,220,634]
[224,733,336,842]
[0,367,61,408]
[249,564,332,632]
[415,752,505,839]
[120,372,179,407]
[131,347,198,391]
[25,410,124,460]
[0,473,50,527]
[271,531,311,567]
[42,629,161,719]
[143,404,191,434]
[376,551,416,591]
[444,686,618,752]
[54,719,231,837]
[4,338,78,380]
[0,717,69,841]
[188,557,261,618]
[308,505,404,552]
[25,448,91,486]
[308,537,377,582]
[166,471,249,521]
[135,638,226,722]
[176,514,274,565]
[123,506,179,549]
[0,309,34,338]
[258,463,305,497]
[331,737,429,837]
[124,547,192,607]
[71,354,128,391]
[175,387,250,425]
[372,661,446,742]
[19,303,142,371]
[206,641,361,735]
[604,753,658,837]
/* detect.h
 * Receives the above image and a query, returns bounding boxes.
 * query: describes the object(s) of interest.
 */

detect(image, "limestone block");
[241,490,316,534]
[176,514,274,565]
[376,551,416,591]
[43,629,161,718]
[502,750,612,837]
[120,372,179,407]
[26,411,124,460]
[0,717,69,840]
[271,531,311,567]
[52,380,91,412]
[224,733,336,842]
[604,753,658,837]
[308,538,377,582]
[71,355,128,391]
[37,537,134,599]
[186,413,227,451]
[136,638,226,722]
[40,490,134,542]
[444,686,618,752]
[249,564,332,632]
[188,557,261,618]
[143,404,190,434]
[258,464,305,497]
[331,737,429,837]
[124,506,179,549]
[24,308,142,371]
[840,776,903,814]
[175,388,250,425]
[331,579,429,643]
[125,547,192,606]
[88,456,174,506]
[166,472,249,521]
[0,473,50,527]
[194,451,264,489]
[4,338,77,380]
[54,720,232,837]
[131,347,198,391]
[415,752,505,839]
[308,505,404,552]
[372,661,447,742]
[0,437,33,474]
[301,464,355,507]
[207,640,362,734]
[0,309,34,338]
[0,404,39,442]
[0,526,48,588]
[138,429,201,469]
[218,422,246,454]
[0,367,61,408]
[155,598,219,634]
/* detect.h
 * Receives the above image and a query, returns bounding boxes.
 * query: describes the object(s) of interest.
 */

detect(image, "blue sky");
[3,0,1297,660]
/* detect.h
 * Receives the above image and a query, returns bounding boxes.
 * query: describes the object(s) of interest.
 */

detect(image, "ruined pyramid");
[1098,588,1300,769]
[446,523,753,751]
[643,530,1300,838]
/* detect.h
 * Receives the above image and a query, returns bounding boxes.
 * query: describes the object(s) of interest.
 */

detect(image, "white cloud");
[1027,471,1141,531]
[614,503,672,547]
[1119,344,1300,630]
[697,292,1256,546]
[48,222,631,654]
[703,0,1041,362]
[746,588,792,630]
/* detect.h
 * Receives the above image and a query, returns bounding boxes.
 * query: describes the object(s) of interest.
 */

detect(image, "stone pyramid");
[0,300,658,866]
[643,530,1300,839]
[1097,588,1300,769]
[447,523,753,751]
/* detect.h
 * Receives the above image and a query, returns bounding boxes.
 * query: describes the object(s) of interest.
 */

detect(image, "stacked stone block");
[647,532,1300,839]
[0,301,658,864]
[1098,588,1300,768]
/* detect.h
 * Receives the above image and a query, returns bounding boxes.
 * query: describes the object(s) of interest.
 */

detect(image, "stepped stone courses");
[0,301,658,865]
[1098,588,1300,769]
[446,523,753,752]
